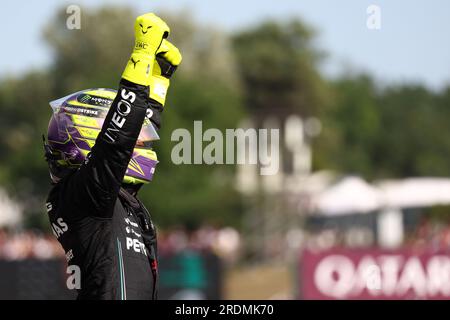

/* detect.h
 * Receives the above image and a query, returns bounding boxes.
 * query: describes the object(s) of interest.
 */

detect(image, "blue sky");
[2,0,450,89]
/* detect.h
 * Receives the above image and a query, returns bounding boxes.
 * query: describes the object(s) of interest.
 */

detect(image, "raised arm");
[66,14,170,218]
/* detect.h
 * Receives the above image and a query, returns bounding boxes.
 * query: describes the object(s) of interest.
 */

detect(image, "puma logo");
[139,23,152,34]
[131,57,140,68]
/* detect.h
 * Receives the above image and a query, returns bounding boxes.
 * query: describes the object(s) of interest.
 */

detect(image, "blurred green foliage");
[232,19,329,120]
[315,75,450,179]
[0,5,449,230]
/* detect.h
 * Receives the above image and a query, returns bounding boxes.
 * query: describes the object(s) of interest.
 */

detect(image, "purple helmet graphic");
[46,88,159,184]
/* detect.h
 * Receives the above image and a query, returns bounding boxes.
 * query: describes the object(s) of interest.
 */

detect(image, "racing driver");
[43,13,182,300]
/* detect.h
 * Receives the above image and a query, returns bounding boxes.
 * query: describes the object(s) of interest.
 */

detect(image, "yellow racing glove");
[149,39,182,106]
[122,13,170,86]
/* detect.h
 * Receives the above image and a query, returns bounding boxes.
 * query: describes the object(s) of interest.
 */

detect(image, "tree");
[232,20,329,122]
[315,73,450,179]
[314,74,381,178]
[374,84,450,178]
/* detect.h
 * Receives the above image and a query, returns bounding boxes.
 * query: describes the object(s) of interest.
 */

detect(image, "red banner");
[300,248,450,299]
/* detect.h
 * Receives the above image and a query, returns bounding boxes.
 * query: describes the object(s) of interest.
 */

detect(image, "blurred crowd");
[0,225,241,262]
[407,219,450,252]
[303,227,375,251]
[0,229,64,260]
[302,218,450,252]
[158,226,241,263]
[3,217,450,261]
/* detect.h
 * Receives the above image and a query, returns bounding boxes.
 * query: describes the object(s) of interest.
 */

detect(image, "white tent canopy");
[311,176,381,215]
[310,176,450,216]
[0,188,22,227]
[378,178,450,208]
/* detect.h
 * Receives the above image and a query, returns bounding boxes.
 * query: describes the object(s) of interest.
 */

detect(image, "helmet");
[45,88,159,184]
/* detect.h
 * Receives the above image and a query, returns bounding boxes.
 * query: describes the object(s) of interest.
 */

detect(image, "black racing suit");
[46,79,159,300]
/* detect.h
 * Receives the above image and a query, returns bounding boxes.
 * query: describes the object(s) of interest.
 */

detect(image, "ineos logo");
[117,100,131,116]
[105,89,136,142]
